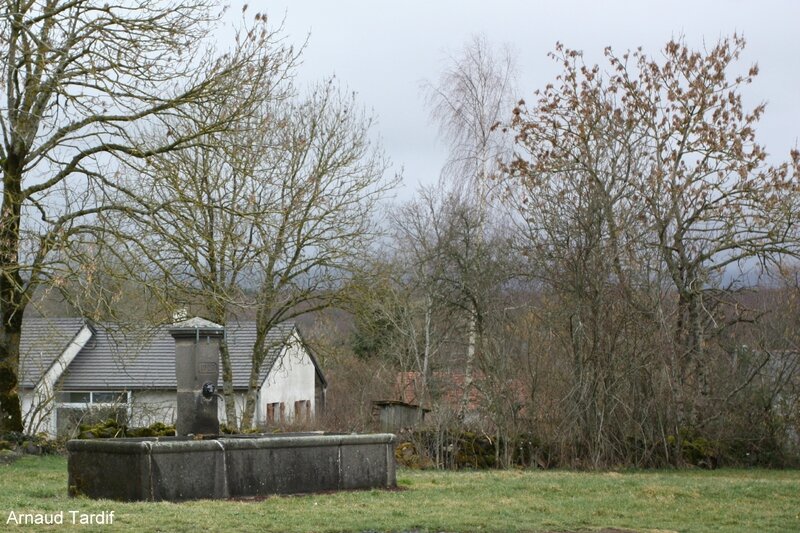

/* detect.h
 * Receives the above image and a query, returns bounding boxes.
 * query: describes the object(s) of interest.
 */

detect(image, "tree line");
[347,35,800,468]
[0,2,798,468]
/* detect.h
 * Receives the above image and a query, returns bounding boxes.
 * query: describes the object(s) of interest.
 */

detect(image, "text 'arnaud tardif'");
[6,510,114,526]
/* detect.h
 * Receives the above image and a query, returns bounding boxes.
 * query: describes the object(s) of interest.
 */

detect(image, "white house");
[18,317,327,437]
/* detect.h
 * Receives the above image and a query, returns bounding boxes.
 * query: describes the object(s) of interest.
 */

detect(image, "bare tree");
[605,37,800,434]
[110,30,299,428]
[354,186,522,466]
[422,35,518,419]
[423,34,517,195]
[128,77,394,430]
[236,82,393,427]
[504,36,800,465]
[0,0,278,432]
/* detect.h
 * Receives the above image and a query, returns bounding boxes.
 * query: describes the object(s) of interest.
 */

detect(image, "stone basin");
[68,432,396,501]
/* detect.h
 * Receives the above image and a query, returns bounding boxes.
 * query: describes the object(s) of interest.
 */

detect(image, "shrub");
[77,420,175,439]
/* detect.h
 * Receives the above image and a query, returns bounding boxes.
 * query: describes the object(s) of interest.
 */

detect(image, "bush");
[667,430,720,469]
[396,429,553,470]
[395,440,435,468]
[0,432,65,456]
[0,449,19,464]
[77,420,175,439]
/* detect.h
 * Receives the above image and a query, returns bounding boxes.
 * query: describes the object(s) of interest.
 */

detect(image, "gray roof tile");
[21,318,297,391]
[19,318,88,388]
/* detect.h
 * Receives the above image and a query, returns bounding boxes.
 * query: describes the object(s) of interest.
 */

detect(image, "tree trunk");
[458,314,477,420]
[240,327,266,429]
[669,284,707,464]
[0,156,26,432]
[0,311,24,433]
[206,303,238,431]
[686,290,708,429]
[240,377,259,430]
[419,295,433,424]
[219,340,238,431]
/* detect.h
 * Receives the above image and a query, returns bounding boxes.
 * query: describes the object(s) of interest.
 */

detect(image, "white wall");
[218,391,249,428]
[257,331,317,425]
[22,324,93,437]
[129,390,176,427]
[21,389,57,436]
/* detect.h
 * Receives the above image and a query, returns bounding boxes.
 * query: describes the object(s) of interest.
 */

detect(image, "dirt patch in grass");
[230,486,407,502]
[540,529,643,533]
[356,529,644,533]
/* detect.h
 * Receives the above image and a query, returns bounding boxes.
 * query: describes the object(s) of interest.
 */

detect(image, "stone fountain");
[67,319,396,501]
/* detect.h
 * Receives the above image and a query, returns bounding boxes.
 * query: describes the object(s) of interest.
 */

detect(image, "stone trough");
[67,432,396,501]
[66,317,396,501]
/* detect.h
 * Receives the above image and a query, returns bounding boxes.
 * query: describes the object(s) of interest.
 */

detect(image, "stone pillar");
[169,318,224,436]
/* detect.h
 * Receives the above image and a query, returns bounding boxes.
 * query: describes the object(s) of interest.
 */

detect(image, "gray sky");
[227,1,800,199]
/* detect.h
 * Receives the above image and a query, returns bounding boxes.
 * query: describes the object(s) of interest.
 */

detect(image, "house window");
[267,402,287,424]
[63,392,90,404]
[55,391,130,438]
[91,392,126,404]
[294,400,310,422]
[58,391,127,405]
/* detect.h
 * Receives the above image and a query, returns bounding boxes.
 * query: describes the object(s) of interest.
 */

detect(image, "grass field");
[1,456,798,532]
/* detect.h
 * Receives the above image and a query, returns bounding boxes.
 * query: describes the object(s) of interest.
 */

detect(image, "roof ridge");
[54,320,302,391]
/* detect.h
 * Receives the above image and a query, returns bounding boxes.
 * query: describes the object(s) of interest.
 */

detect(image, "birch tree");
[423,35,517,419]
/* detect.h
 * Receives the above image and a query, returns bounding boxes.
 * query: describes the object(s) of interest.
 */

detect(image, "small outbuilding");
[372,400,429,432]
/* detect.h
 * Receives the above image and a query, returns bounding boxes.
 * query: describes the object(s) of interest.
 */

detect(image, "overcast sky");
[226,1,800,200]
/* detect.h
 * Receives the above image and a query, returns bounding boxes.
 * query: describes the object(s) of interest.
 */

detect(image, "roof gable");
[19,318,87,388]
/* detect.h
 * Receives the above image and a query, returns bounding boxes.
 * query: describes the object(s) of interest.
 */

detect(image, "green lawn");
[1,455,798,532]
